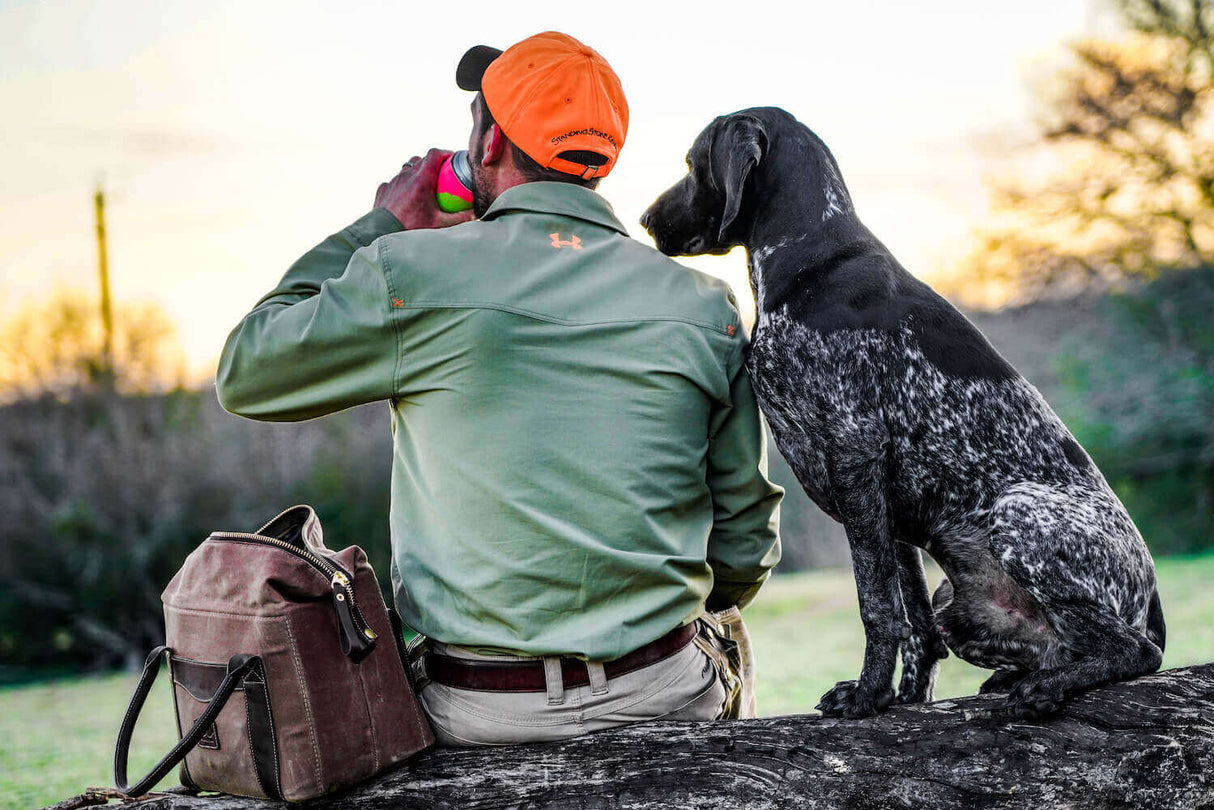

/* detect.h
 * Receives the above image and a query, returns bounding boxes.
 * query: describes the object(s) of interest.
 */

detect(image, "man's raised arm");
[216,150,471,421]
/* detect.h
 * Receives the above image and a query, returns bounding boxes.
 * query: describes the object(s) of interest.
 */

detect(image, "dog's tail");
[1146,586,1166,653]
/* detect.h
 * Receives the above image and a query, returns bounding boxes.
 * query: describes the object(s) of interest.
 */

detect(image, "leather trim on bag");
[172,656,239,702]
[167,656,208,779]
[196,723,221,750]
[242,660,283,801]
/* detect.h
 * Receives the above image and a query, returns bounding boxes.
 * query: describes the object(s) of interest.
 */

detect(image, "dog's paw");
[893,686,929,705]
[815,680,895,719]
[979,668,1027,695]
[1003,671,1066,719]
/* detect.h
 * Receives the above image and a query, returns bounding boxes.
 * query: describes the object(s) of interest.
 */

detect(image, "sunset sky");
[0,0,1119,381]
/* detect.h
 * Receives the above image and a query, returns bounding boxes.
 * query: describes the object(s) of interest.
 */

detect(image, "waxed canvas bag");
[112,505,434,801]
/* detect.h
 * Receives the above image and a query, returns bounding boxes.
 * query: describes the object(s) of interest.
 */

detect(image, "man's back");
[380,182,765,659]
[218,181,781,660]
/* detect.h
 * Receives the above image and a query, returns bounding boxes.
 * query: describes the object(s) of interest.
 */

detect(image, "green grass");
[4,554,1214,809]
[0,668,177,809]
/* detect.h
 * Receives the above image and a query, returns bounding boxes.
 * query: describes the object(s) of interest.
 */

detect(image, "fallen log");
[65,663,1214,810]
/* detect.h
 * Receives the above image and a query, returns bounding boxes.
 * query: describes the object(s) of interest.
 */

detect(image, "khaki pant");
[415,609,755,747]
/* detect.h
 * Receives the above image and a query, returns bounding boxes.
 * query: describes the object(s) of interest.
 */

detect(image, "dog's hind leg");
[990,484,1162,717]
[815,417,908,718]
[1002,602,1161,717]
[979,668,1029,694]
[894,542,949,704]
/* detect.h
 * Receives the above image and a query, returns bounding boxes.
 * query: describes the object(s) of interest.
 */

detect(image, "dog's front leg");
[815,423,907,718]
[894,543,949,704]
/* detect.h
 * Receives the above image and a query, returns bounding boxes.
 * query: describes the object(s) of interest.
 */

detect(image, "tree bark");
[85,663,1214,810]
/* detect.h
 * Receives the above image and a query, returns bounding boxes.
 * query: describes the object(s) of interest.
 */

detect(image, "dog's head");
[640,112,769,257]
[641,107,852,258]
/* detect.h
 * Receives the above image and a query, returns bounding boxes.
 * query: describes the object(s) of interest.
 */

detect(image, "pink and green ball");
[436,158,474,213]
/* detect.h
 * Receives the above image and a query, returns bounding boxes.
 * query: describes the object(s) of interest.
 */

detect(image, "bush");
[1051,265,1214,555]
[0,390,393,673]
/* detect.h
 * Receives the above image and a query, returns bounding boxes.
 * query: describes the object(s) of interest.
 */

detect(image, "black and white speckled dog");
[640,107,1166,719]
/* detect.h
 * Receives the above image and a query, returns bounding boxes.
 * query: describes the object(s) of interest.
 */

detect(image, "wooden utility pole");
[94,183,114,380]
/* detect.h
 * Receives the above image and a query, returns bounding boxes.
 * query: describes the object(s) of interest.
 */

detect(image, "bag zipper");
[209,531,378,661]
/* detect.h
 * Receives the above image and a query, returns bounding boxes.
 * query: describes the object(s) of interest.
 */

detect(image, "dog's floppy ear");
[717,115,766,242]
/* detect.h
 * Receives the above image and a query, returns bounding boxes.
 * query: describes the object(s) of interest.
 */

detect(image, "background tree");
[964,0,1214,298]
[0,290,184,402]
[948,0,1214,557]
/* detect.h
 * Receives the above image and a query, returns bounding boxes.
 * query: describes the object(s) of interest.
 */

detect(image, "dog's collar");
[482,182,629,236]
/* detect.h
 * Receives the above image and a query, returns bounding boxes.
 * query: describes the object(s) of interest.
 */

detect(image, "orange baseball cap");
[456,32,628,179]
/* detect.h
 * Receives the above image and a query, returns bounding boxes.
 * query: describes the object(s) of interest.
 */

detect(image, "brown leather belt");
[425,622,698,693]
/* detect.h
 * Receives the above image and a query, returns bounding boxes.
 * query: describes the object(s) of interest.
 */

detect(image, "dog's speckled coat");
[641,107,1165,718]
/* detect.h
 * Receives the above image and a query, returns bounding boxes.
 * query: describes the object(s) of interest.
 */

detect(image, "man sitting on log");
[215,30,782,746]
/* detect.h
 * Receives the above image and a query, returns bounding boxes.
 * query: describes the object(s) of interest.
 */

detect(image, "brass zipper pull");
[331,573,376,661]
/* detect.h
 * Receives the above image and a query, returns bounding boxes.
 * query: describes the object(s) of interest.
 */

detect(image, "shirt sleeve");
[215,208,404,421]
[704,341,784,610]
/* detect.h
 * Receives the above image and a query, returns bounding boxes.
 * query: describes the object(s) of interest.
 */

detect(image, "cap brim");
[456,45,504,91]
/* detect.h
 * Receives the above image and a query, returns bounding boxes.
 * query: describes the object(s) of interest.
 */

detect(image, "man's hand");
[375,148,475,230]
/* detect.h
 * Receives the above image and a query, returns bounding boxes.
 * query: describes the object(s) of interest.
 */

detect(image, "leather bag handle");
[113,646,262,798]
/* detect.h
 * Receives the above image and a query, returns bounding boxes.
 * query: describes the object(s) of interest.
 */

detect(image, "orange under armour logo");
[391,298,405,308]
[550,233,583,250]
[726,324,737,336]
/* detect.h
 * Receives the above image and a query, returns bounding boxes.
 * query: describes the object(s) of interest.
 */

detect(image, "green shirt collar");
[481,182,629,236]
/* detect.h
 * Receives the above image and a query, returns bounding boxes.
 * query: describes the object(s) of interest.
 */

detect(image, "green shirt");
[217,182,782,660]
